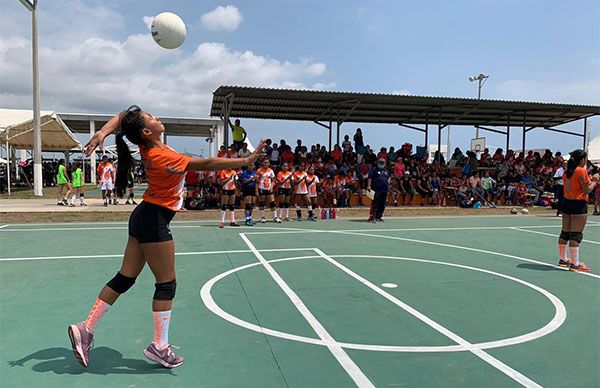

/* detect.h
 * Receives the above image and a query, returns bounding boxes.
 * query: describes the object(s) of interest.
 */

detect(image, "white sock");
[71,195,76,205]
[152,310,171,350]
[220,210,226,223]
[285,208,290,218]
[80,195,84,204]
[558,244,567,261]
[230,210,235,223]
[273,209,278,219]
[569,246,579,265]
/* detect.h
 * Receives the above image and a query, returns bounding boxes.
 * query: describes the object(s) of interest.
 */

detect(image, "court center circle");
[200,255,566,352]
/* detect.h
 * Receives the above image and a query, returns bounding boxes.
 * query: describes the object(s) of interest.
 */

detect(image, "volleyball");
[510,208,518,214]
[151,12,186,49]
[521,208,529,214]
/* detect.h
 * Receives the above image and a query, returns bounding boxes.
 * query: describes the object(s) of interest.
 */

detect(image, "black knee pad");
[106,272,136,294]
[228,204,235,211]
[79,193,85,198]
[559,230,570,241]
[569,232,583,244]
[245,203,252,211]
[221,204,227,211]
[284,202,290,208]
[258,201,265,208]
[154,279,177,300]
[269,201,276,209]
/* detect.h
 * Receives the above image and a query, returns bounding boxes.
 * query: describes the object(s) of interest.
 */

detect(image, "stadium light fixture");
[468,73,490,139]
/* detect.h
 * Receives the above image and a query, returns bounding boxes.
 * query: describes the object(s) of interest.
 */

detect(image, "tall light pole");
[18,0,43,196]
[469,73,489,139]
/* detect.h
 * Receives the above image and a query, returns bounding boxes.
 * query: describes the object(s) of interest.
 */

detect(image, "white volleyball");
[151,12,186,49]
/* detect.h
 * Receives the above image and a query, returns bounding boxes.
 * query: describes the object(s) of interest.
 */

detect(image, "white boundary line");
[0,224,8,229]
[0,248,314,262]
[239,234,375,388]
[326,230,600,280]
[511,227,600,246]
[0,225,308,232]
[313,249,543,388]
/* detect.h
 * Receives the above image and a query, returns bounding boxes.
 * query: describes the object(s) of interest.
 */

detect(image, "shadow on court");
[8,347,172,375]
[516,263,562,272]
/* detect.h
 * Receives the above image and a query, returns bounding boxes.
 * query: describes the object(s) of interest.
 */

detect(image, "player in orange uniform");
[69,105,264,369]
[277,162,294,221]
[306,166,320,221]
[256,159,280,223]
[293,163,315,221]
[557,149,599,272]
[97,155,115,206]
[219,168,239,228]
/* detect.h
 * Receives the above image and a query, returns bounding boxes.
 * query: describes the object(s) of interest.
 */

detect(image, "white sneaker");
[276,218,282,223]
[260,218,266,223]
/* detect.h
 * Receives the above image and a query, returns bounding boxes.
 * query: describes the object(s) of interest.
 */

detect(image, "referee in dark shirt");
[367,158,390,223]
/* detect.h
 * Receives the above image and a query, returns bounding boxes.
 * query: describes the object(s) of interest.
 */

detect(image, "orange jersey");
[220,169,238,190]
[307,174,320,197]
[257,167,275,191]
[293,171,308,194]
[334,175,347,190]
[277,171,292,189]
[97,162,114,183]
[563,167,590,200]
[141,145,191,211]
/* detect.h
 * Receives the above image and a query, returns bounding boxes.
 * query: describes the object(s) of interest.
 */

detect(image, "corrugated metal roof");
[211,86,599,127]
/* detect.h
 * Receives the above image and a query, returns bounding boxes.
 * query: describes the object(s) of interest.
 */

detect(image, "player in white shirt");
[97,155,116,207]
[256,160,280,223]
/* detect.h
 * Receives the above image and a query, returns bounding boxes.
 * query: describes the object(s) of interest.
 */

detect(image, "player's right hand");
[84,131,107,156]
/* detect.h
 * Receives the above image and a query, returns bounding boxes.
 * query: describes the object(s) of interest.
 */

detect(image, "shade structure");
[588,134,600,163]
[0,109,81,151]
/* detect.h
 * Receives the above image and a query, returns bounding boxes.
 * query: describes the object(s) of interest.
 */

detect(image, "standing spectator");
[268,143,280,167]
[354,128,365,162]
[294,139,303,154]
[330,145,343,165]
[367,158,389,222]
[553,160,567,216]
[228,119,247,151]
[342,135,352,153]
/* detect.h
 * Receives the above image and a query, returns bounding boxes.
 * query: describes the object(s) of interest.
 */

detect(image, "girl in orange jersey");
[320,175,336,208]
[69,105,264,369]
[256,159,280,223]
[306,166,320,221]
[293,163,315,221]
[218,168,239,228]
[276,162,293,222]
[557,149,599,272]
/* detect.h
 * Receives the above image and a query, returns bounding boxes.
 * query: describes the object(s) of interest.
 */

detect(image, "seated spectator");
[521,171,541,202]
[237,142,252,158]
[217,145,227,158]
[399,173,415,205]
[492,148,504,165]
[480,148,491,166]
[480,170,498,205]
[330,145,343,164]
[377,147,388,161]
[281,147,294,166]
[450,147,464,162]
[394,159,406,178]
[415,177,432,206]
[387,146,398,166]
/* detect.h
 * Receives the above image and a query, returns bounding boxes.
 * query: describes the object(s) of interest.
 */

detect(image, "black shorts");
[222,189,236,197]
[128,201,176,244]
[243,186,256,197]
[562,199,588,215]
[278,188,291,196]
[258,189,273,196]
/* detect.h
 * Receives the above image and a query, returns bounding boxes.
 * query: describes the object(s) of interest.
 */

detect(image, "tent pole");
[506,116,510,151]
[6,139,10,195]
[31,0,42,196]
[583,117,588,150]
[90,120,96,184]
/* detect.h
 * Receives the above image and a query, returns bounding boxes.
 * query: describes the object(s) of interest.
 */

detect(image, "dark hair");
[115,106,145,197]
[565,149,587,179]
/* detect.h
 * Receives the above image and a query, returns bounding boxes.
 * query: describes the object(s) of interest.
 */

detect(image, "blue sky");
[1,0,599,157]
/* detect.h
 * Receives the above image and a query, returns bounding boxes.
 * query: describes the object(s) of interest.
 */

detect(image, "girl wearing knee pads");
[257,159,280,223]
[557,149,599,272]
[219,167,239,228]
[277,162,293,221]
[69,106,265,368]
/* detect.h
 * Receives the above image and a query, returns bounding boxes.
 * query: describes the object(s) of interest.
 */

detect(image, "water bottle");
[321,208,327,219]
[332,208,337,219]
[328,208,333,219]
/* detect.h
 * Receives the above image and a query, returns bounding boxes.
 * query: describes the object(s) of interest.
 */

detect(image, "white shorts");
[99,181,114,191]
[295,191,308,196]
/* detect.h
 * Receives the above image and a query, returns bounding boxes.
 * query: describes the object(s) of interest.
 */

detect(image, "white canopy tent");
[0,109,82,151]
[588,134,600,163]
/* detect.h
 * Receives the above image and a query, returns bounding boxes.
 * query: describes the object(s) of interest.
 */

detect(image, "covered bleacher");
[210,86,599,156]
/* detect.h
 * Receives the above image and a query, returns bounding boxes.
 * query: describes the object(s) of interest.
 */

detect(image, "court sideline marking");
[313,248,542,388]
[239,233,375,388]
[511,227,600,245]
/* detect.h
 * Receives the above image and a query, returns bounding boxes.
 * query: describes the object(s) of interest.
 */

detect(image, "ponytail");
[565,149,587,179]
[115,132,133,197]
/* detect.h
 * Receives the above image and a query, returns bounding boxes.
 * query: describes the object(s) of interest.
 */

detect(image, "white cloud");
[201,5,243,32]
[0,37,331,115]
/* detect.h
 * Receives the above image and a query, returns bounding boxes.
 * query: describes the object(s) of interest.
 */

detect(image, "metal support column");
[163,132,168,146]
[437,125,442,163]
[328,121,332,151]
[506,116,510,151]
[90,120,96,184]
[31,0,42,196]
[521,112,526,155]
[424,113,429,148]
[5,139,10,195]
[336,121,340,147]
[583,117,588,150]
[223,98,229,148]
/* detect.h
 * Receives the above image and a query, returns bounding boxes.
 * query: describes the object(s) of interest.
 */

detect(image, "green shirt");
[231,124,246,142]
[72,168,83,187]
[57,165,68,185]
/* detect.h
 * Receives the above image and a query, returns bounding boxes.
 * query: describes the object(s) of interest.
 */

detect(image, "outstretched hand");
[84,131,107,157]
[247,140,267,163]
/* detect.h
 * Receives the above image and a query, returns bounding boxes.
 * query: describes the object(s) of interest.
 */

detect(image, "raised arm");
[84,110,127,156]
[188,140,266,172]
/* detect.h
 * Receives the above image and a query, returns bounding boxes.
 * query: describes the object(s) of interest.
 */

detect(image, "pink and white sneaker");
[67,322,93,367]
[143,343,184,368]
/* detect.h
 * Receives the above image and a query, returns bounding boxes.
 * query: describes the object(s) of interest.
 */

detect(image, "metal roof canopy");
[211,86,599,153]
[58,112,222,138]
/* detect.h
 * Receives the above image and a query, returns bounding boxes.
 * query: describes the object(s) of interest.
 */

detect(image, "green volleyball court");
[1,215,598,387]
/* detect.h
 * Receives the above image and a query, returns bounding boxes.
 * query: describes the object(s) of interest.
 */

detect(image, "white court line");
[511,227,600,246]
[0,248,313,262]
[313,248,542,388]
[328,230,600,280]
[0,225,8,229]
[239,234,375,388]
[0,225,307,232]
